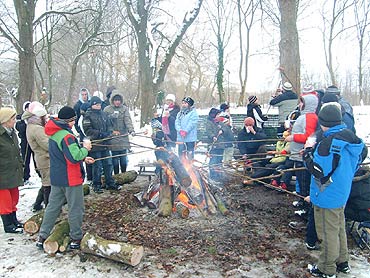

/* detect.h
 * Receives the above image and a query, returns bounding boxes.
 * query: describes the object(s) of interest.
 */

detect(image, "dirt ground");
[80,175,370,278]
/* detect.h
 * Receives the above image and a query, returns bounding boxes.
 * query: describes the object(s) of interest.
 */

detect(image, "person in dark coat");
[0,107,24,233]
[83,96,119,193]
[237,117,267,157]
[247,95,268,129]
[73,88,90,141]
[345,167,370,222]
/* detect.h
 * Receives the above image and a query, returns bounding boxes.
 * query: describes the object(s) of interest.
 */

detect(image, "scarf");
[162,103,175,135]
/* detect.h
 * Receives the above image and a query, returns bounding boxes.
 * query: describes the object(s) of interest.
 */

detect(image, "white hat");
[302,85,314,94]
[93,91,104,100]
[165,94,176,102]
[282,82,293,91]
[29,101,47,117]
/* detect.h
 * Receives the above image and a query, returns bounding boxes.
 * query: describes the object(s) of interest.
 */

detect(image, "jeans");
[91,150,115,187]
[112,150,128,174]
[306,204,318,246]
[294,161,311,198]
[209,148,224,180]
[178,142,195,160]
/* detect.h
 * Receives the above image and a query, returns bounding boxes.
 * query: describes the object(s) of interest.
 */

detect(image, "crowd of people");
[0,82,369,278]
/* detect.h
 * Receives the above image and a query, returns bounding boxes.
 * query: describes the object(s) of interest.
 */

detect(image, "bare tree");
[236,0,259,106]
[354,0,370,103]
[123,0,203,126]
[204,0,234,103]
[278,0,301,94]
[321,0,355,86]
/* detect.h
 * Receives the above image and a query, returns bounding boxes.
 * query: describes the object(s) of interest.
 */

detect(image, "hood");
[110,93,124,105]
[45,117,70,136]
[301,94,318,114]
[79,89,91,102]
[21,110,33,121]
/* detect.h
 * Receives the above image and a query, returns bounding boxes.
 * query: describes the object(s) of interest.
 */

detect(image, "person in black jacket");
[247,95,268,129]
[82,96,119,193]
[237,117,267,157]
[73,88,90,141]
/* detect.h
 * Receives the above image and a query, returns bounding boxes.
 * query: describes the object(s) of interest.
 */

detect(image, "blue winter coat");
[303,125,367,209]
[175,108,199,142]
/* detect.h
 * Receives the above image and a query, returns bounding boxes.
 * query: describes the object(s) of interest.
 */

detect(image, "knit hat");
[58,106,77,122]
[182,96,194,107]
[321,93,338,104]
[325,85,340,95]
[112,94,123,102]
[302,85,314,94]
[28,101,47,117]
[282,82,293,91]
[165,94,176,102]
[318,103,342,127]
[23,101,31,112]
[90,96,102,106]
[248,96,257,104]
[220,103,230,111]
[0,107,17,124]
[244,117,255,126]
[208,108,221,119]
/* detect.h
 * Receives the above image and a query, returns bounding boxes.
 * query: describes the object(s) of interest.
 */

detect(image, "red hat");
[244,117,255,126]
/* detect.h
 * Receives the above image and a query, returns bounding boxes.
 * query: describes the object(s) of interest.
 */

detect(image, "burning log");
[24,210,45,235]
[43,220,70,255]
[175,202,190,218]
[80,232,144,266]
[158,166,174,217]
[113,170,138,185]
[165,153,192,187]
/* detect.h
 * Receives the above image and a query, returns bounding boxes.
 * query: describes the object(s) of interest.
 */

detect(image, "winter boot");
[11,211,23,228]
[69,239,81,250]
[1,214,23,233]
[93,184,103,194]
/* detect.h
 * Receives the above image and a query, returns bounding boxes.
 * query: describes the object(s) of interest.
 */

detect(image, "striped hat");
[248,96,257,104]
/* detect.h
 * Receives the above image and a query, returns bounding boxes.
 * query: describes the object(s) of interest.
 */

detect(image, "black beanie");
[208,108,221,119]
[182,96,194,107]
[58,106,77,122]
[318,104,342,127]
[321,93,338,104]
[90,96,102,106]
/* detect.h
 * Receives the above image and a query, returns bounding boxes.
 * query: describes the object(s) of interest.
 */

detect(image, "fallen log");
[24,210,45,235]
[80,232,144,266]
[43,220,70,255]
[113,170,138,185]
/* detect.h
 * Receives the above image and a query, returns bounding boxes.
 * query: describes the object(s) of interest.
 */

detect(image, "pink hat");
[29,101,47,117]
[244,117,255,126]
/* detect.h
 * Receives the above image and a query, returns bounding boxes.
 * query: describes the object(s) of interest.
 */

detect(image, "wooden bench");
[135,162,156,182]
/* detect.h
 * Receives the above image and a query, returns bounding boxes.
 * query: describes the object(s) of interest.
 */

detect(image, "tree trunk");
[24,210,44,235]
[80,232,144,266]
[112,170,138,185]
[43,220,70,255]
[278,0,300,94]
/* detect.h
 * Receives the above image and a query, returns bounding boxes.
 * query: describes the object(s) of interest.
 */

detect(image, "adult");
[36,106,94,250]
[205,108,233,180]
[104,92,135,174]
[0,107,24,233]
[83,96,119,193]
[15,101,36,185]
[175,96,199,160]
[103,85,116,110]
[22,101,51,206]
[161,93,180,149]
[325,85,353,117]
[269,82,298,134]
[39,87,50,107]
[73,88,90,141]
[303,104,367,277]
[219,103,234,162]
[237,117,267,157]
[247,95,268,129]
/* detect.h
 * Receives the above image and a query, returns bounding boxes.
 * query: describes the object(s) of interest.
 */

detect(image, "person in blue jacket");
[175,96,199,160]
[303,103,367,278]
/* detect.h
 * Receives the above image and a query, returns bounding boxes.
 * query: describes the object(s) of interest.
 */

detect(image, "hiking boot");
[271,180,279,187]
[336,262,350,273]
[293,199,304,208]
[93,185,104,194]
[36,236,46,250]
[69,239,81,250]
[279,182,287,190]
[308,264,336,278]
[305,242,320,251]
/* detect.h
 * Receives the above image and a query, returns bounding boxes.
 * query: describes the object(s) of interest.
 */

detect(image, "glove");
[130,131,136,137]
[179,130,187,138]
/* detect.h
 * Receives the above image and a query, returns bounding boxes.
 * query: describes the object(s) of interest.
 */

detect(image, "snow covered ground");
[0,106,369,277]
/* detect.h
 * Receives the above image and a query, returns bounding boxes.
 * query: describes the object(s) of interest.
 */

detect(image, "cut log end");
[130,246,144,266]
[43,241,59,255]
[24,221,39,235]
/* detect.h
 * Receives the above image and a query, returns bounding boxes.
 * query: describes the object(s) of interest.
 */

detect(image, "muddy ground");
[80,175,370,278]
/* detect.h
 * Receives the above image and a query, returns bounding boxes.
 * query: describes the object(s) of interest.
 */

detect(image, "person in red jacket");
[36,106,94,250]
